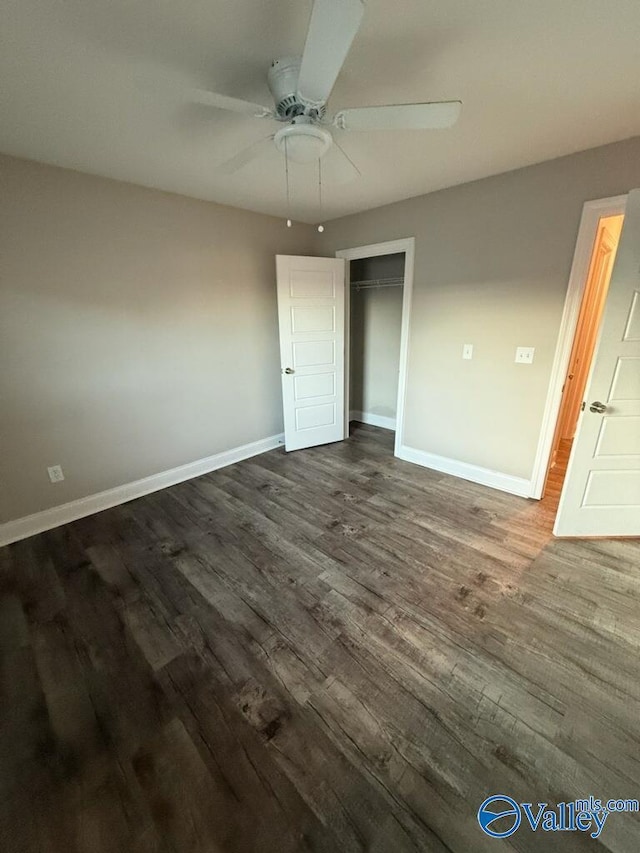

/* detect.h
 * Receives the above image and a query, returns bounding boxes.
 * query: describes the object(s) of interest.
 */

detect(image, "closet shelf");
[351,277,404,291]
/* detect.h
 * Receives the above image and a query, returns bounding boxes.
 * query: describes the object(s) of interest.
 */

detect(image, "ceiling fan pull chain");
[285,137,292,227]
[317,158,325,233]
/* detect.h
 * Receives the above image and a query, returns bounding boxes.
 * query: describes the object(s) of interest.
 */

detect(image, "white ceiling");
[2,0,640,223]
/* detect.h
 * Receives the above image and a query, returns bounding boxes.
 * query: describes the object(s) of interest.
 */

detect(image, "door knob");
[589,401,607,414]
[284,367,295,374]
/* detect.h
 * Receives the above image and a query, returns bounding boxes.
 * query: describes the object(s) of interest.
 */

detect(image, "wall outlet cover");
[462,344,473,360]
[47,465,65,483]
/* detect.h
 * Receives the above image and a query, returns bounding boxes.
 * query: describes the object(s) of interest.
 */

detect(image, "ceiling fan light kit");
[274,117,332,164]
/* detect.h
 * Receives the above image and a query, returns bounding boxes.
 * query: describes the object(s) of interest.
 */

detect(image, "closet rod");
[351,277,404,291]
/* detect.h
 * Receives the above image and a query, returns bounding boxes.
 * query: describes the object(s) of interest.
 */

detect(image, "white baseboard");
[350,410,397,431]
[0,433,285,547]
[397,444,532,498]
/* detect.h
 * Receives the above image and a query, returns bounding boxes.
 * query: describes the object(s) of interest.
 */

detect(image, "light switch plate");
[515,346,535,364]
[462,344,473,360]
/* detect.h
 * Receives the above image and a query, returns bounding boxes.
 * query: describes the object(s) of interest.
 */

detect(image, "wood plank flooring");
[1,423,639,852]
[544,437,572,504]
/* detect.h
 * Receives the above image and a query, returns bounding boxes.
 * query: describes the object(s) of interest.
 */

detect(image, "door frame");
[336,237,415,457]
[529,195,627,499]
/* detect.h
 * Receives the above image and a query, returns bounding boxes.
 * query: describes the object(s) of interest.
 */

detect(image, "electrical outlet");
[462,343,473,360]
[515,346,535,364]
[47,465,65,483]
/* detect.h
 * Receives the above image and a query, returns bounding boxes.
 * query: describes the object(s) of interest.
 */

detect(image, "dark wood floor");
[1,424,639,852]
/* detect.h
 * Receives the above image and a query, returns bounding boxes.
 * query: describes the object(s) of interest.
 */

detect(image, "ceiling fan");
[186,0,462,175]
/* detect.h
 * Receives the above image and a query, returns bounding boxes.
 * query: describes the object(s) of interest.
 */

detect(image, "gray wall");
[0,154,314,523]
[350,254,404,421]
[4,135,640,525]
[320,136,640,479]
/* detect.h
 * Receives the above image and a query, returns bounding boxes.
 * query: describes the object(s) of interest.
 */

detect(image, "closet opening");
[348,252,405,434]
[336,237,415,457]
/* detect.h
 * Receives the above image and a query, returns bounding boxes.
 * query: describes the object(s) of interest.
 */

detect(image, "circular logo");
[478,795,521,838]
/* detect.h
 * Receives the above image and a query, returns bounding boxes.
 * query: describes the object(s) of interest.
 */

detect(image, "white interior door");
[555,189,640,537]
[276,255,345,452]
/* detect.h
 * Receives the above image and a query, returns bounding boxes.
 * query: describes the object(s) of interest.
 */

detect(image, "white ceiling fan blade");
[334,101,462,131]
[133,72,276,118]
[191,89,275,119]
[297,0,365,109]
[218,135,275,174]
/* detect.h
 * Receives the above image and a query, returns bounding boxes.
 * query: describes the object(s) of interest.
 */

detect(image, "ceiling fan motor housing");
[268,57,325,119]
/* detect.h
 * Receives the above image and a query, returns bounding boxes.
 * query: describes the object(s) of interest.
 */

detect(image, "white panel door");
[555,189,640,536]
[276,255,345,452]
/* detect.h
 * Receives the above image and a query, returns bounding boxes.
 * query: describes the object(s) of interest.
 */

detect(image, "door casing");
[336,237,415,458]
[529,195,627,499]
